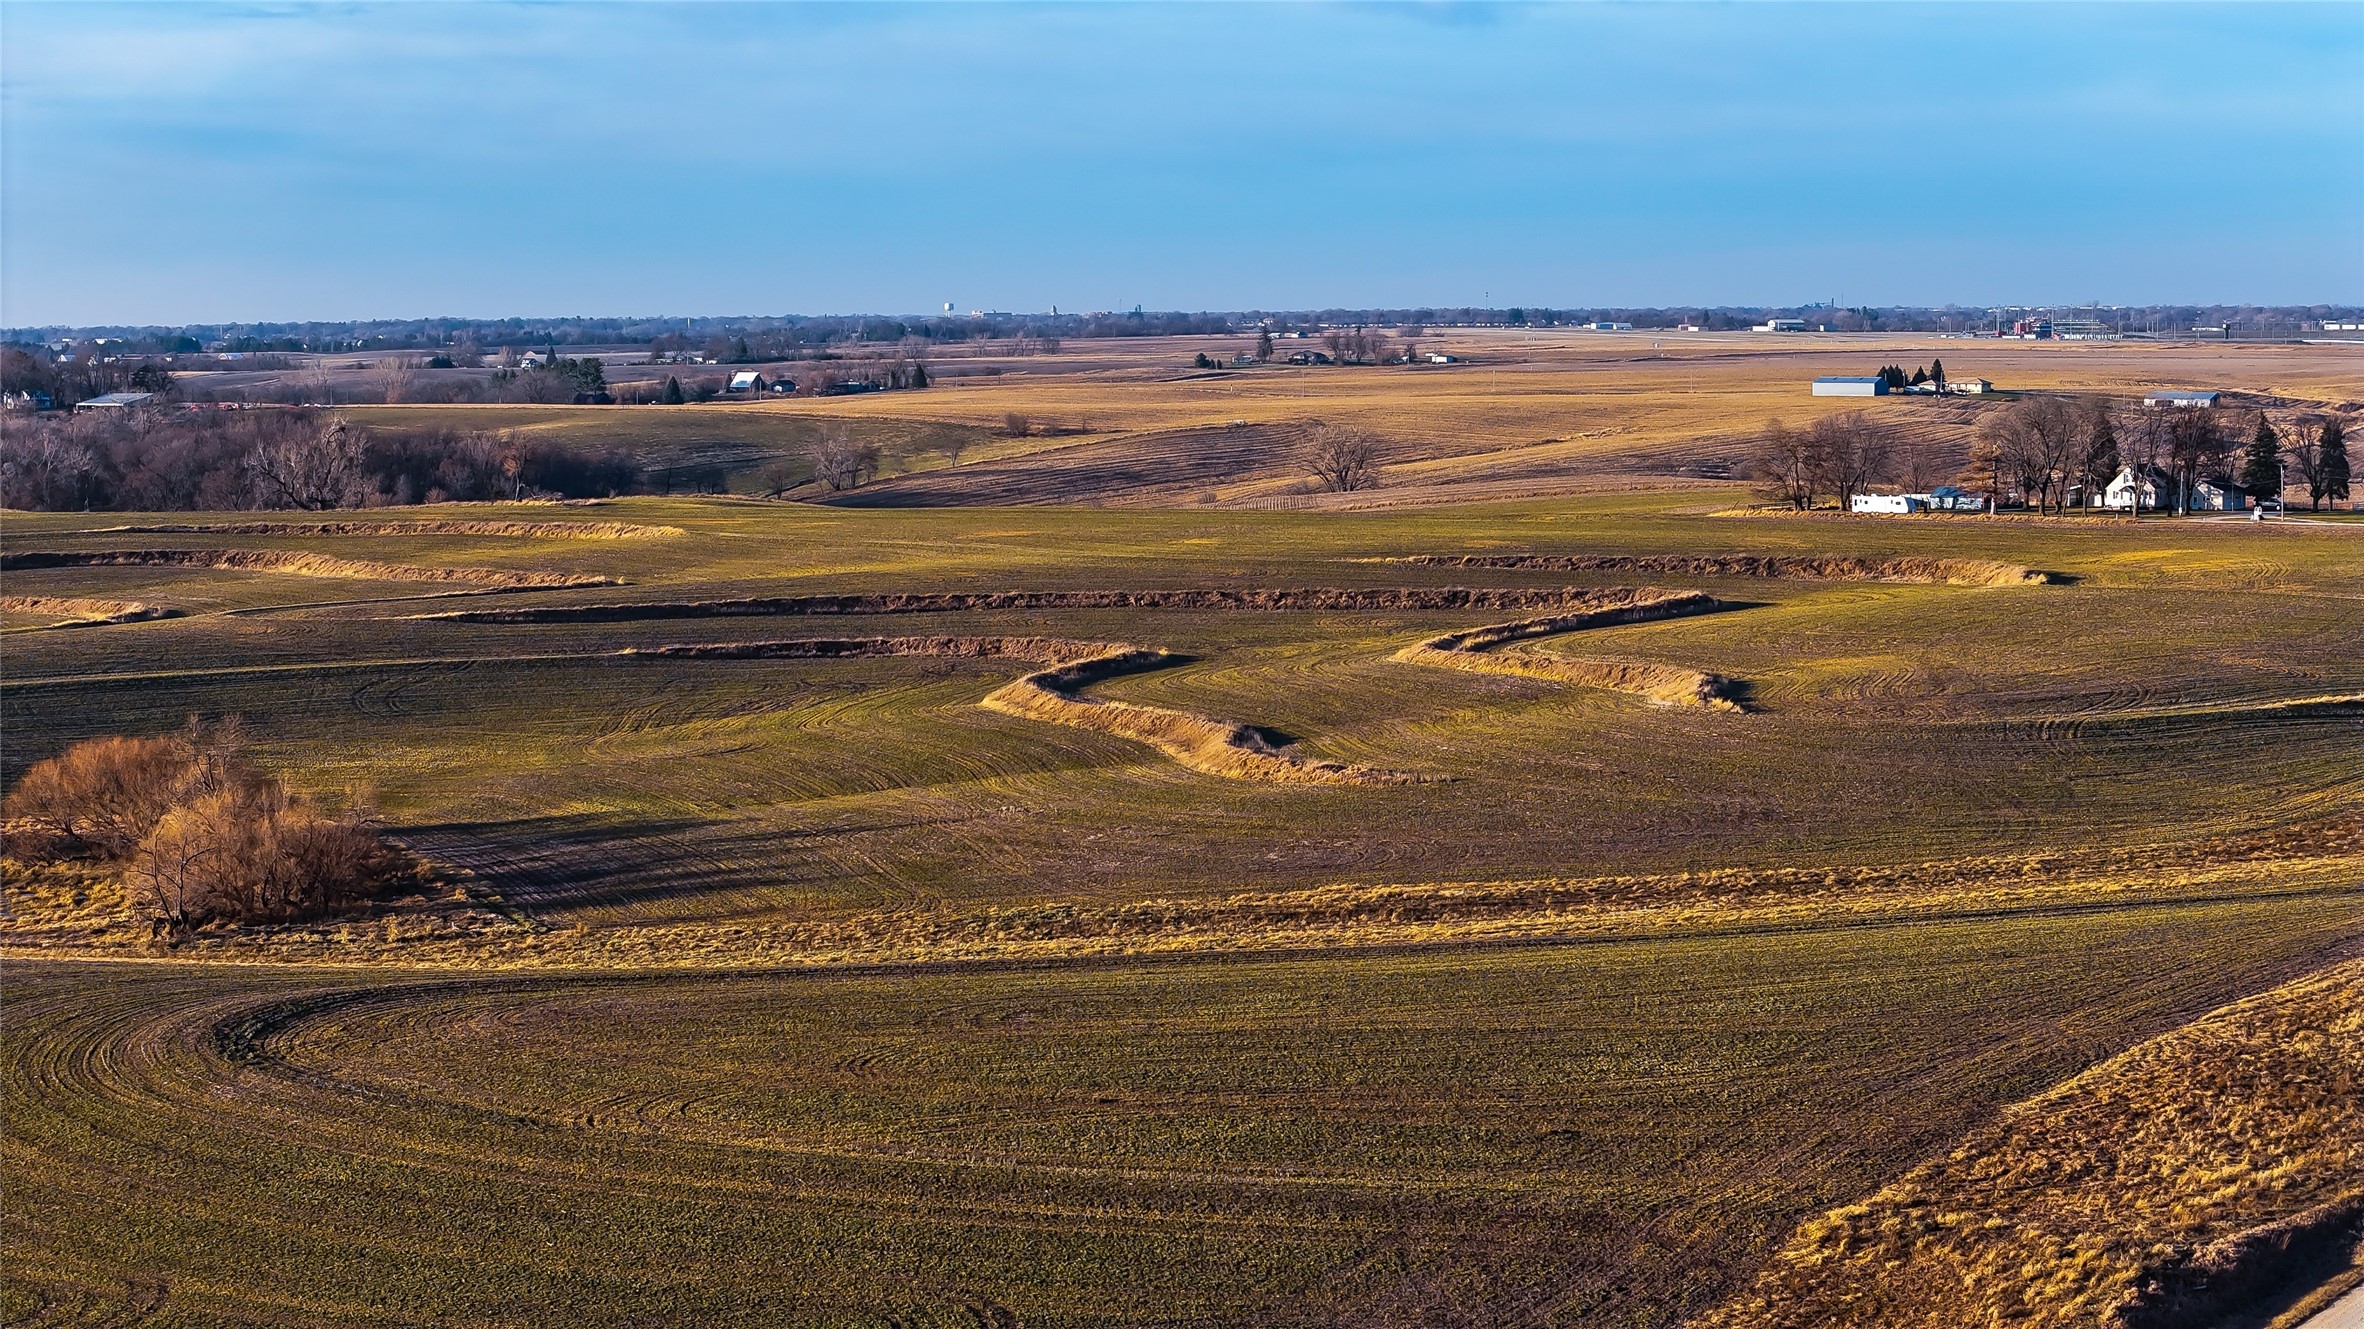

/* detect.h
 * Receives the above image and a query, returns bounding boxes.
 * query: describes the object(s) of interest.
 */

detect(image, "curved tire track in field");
[635,636,1419,785]
[0,548,617,589]
[1390,591,1750,711]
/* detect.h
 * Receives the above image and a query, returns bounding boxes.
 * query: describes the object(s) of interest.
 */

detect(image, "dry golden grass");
[1391,590,1747,709]
[1694,954,2364,1329]
[90,518,680,540]
[0,548,617,588]
[0,596,174,628]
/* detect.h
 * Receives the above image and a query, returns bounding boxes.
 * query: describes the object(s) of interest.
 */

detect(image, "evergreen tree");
[1929,358,1946,390]
[2238,415,2282,499]
[1255,328,1274,362]
[1910,366,1928,386]
[2087,406,2119,476]
[660,375,685,405]
[2323,417,2351,504]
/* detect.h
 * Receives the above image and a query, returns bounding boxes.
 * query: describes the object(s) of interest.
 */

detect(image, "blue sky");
[3,1,2359,325]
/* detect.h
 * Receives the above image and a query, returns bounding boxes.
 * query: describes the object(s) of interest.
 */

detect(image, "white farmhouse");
[2190,478,2249,512]
[2101,465,2170,511]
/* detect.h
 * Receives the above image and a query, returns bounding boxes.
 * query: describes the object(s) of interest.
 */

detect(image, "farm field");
[328,333,2364,505]
[5,336,2362,1327]
[9,893,2363,1329]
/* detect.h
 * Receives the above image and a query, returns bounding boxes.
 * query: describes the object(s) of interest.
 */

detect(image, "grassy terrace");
[6,494,2359,925]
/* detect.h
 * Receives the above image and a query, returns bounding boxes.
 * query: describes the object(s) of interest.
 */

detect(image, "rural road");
[2303,1280,2364,1329]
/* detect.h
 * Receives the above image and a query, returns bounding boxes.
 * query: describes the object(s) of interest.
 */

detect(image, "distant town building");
[3,389,54,412]
[1812,376,1888,397]
[726,370,766,392]
[2320,321,2364,332]
[2144,390,2220,409]
[2050,320,2117,340]
[1588,321,1634,331]
[1425,352,1459,364]
[73,391,156,412]
[1753,319,1807,333]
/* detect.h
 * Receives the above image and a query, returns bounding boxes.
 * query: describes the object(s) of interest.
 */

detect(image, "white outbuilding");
[1812,376,1888,397]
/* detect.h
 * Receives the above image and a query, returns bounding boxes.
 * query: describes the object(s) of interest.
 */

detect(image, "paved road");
[2303,1280,2364,1329]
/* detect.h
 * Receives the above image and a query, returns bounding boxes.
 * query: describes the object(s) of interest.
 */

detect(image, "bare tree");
[810,427,879,491]
[2117,404,2174,512]
[1807,413,1895,509]
[372,355,422,404]
[2288,411,2326,508]
[755,457,801,498]
[2165,407,2231,515]
[1002,413,1031,438]
[2019,398,2080,514]
[247,414,363,509]
[2072,401,2124,512]
[1750,418,1825,510]
[1969,397,2078,513]
[1306,426,1382,492]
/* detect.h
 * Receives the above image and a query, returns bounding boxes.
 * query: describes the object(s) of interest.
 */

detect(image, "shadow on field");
[398,811,941,919]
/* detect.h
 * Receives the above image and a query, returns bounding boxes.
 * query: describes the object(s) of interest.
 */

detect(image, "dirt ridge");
[87,519,679,540]
[630,636,1417,785]
[0,596,177,627]
[0,549,617,589]
[1388,553,2055,586]
[1394,591,1747,710]
[412,585,1652,625]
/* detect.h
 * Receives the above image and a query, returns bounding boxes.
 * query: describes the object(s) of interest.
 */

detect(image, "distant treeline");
[0,408,639,511]
[9,304,2356,354]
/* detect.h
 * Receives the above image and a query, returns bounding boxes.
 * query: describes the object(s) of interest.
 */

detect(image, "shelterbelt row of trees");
[1753,399,2351,514]
[0,409,639,511]
[3,723,411,934]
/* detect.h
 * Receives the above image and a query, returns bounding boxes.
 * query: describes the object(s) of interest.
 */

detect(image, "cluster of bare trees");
[1751,414,1907,510]
[809,427,882,492]
[3,723,402,933]
[1306,426,1383,492]
[1756,398,2352,515]
[0,408,640,511]
[2258,414,2351,511]
[1321,328,1393,366]
[1962,398,2115,515]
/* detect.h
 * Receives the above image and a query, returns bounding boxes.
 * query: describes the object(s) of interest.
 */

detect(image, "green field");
[5,479,2362,1326]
